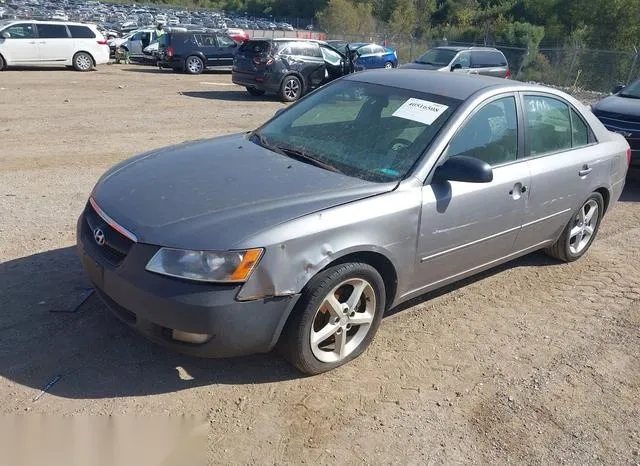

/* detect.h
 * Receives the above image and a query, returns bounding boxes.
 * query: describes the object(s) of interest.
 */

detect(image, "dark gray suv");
[402,46,510,79]
[232,38,352,102]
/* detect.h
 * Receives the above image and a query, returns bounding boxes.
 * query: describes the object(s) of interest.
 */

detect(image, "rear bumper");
[76,212,300,358]
[94,46,110,65]
[232,70,281,92]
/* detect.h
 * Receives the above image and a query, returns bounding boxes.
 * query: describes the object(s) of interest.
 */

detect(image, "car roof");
[435,46,503,53]
[344,69,517,101]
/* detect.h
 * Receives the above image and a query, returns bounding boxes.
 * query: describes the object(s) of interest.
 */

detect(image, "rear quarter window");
[68,25,96,39]
[471,51,507,68]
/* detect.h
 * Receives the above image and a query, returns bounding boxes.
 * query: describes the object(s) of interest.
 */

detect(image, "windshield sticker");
[392,98,449,125]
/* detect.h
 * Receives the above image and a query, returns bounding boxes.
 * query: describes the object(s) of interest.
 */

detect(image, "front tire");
[544,192,604,262]
[280,75,302,102]
[185,55,204,75]
[246,87,265,96]
[73,52,94,72]
[384,61,393,69]
[279,262,386,375]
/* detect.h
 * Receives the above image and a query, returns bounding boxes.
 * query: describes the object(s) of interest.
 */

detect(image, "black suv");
[232,38,352,102]
[158,30,238,74]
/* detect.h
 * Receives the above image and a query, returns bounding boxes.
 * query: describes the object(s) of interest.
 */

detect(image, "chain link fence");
[325,32,640,93]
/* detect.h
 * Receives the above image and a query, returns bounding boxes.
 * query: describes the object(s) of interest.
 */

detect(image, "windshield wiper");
[619,92,640,99]
[416,60,438,65]
[275,145,342,173]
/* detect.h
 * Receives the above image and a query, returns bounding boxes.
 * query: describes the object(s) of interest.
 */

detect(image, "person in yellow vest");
[156,22,166,41]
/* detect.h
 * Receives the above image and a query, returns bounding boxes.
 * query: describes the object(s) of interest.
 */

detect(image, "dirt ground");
[1,65,639,465]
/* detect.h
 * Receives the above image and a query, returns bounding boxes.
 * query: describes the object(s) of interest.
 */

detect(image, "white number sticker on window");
[392,98,449,125]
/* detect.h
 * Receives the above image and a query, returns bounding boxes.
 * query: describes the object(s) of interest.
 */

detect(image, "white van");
[0,20,110,71]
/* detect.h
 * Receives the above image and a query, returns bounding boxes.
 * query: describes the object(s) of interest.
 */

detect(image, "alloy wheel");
[310,278,376,363]
[569,199,598,254]
[75,53,92,71]
[186,57,203,74]
[284,78,300,100]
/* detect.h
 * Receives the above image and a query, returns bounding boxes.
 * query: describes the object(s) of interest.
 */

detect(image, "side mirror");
[434,156,493,183]
[451,63,462,72]
[613,84,625,94]
[1,32,10,39]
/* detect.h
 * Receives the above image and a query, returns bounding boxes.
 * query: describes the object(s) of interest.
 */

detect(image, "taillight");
[266,57,274,66]
[505,69,512,79]
[626,147,632,166]
[96,40,108,45]
[167,47,174,57]
[253,56,274,66]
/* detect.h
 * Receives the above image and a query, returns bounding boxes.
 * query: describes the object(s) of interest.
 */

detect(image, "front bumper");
[76,211,300,358]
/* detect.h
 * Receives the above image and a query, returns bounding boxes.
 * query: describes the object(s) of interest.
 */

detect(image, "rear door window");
[471,51,507,68]
[37,24,69,39]
[297,42,322,58]
[524,95,572,156]
[217,34,236,47]
[68,25,96,38]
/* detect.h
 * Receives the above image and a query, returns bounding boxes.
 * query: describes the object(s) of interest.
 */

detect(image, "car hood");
[92,134,396,250]
[593,94,640,118]
[400,62,446,71]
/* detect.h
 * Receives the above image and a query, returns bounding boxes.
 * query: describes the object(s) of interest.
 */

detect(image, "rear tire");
[384,61,393,69]
[184,55,204,75]
[544,192,604,262]
[278,262,386,375]
[73,52,94,72]
[280,75,302,102]
[0,54,5,71]
[246,87,265,96]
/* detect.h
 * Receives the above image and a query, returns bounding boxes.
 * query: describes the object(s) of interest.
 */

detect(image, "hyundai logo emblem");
[93,228,106,246]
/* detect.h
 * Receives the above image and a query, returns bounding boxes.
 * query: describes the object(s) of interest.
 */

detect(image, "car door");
[35,23,72,62]
[514,93,606,250]
[0,22,38,63]
[415,94,531,291]
[214,32,237,67]
[472,50,508,77]
[127,31,144,56]
[354,44,374,70]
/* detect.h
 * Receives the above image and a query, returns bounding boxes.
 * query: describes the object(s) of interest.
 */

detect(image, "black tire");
[279,262,386,375]
[73,52,94,72]
[279,75,302,102]
[184,55,204,75]
[0,54,5,71]
[544,192,604,262]
[246,87,265,96]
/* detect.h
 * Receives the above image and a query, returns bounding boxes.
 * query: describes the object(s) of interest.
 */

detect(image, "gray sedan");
[78,70,629,374]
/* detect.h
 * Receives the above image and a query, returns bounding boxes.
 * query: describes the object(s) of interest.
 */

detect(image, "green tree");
[388,0,417,34]
[317,0,376,34]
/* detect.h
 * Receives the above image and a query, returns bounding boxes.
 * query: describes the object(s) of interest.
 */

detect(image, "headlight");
[145,248,263,283]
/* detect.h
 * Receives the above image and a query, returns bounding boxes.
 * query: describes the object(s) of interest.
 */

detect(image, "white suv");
[0,20,110,71]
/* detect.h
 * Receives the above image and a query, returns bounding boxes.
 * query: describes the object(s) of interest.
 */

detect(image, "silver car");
[78,71,629,374]
[402,46,511,79]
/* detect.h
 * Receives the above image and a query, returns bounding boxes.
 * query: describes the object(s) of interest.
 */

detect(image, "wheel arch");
[594,186,610,214]
[0,52,6,70]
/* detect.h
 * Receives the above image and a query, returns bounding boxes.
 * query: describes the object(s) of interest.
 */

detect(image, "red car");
[225,28,250,43]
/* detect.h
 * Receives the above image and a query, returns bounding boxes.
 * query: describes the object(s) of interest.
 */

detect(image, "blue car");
[350,42,398,70]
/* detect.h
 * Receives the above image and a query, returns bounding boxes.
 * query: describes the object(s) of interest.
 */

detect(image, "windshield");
[252,80,461,182]
[415,48,457,66]
[620,79,640,98]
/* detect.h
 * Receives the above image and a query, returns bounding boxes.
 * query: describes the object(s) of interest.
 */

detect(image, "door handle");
[579,165,592,176]
[28,41,37,44]
[509,183,527,197]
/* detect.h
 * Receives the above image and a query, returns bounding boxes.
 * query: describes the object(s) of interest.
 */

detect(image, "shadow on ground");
[118,67,232,75]
[180,90,278,102]
[1,180,637,400]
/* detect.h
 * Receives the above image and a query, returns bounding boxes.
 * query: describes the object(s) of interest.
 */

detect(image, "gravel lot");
[1,65,639,464]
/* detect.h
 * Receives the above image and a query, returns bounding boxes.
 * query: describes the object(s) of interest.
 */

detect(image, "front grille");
[82,202,134,266]
[594,111,640,150]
